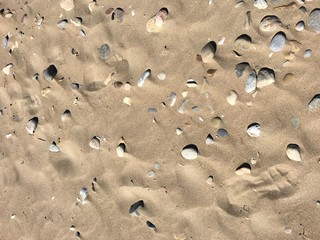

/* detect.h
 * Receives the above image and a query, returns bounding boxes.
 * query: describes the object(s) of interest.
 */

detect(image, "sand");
[1,0,320,239]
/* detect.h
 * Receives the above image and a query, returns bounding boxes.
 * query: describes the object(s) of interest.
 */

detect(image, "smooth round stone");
[207,176,214,184]
[259,16,281,32]
[181,144,198,160]
[227,90,237,105]
[61,110,71,121]
[295,21,305,31]
[26,117,38,135]
[176,128,183,135]
[57,19,68,29]
[116,143,125,157]
[247,123,260,137]
[308,94,320,111]
[43,64,58,81]
[245,70,257,93]
[49,142,60,152]
[212,117,222,128]
[286,144,301,161]
[168,92,177,107]
[89,136,100,149]
[269,32,286,52]
[71,83,80,90]
[257,68,275,88]
[154,162,161,169]
[99,44,110,60]
[234,34,252,50]
[201,41,216,63]
[284,227,293,234]
[308,9,320,34]
[60,0,74,11]
[147,170,155,177]
[235,163,251,176]
[254,0,268,9]
[217,128,228,138]
[304,49,312,58]
[235,62,250,78]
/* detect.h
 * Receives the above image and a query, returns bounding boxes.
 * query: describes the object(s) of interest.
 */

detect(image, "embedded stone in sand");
[116,143,125,157]
[308,94,320,111]
[146,8,169,33]
[205,134,214,145]
[43,64,58,81]
[137,69,151,87]
[168,92,177,107]
[254,0,268,9]
[259,15,281,32]
[234,34,252,50]
[257,68,275,88]
[79,187,88,204]
[61,110,71,121]
[89,136,100,149]
[235,163,251,175]
[235,62,250,78]
[129,200,144,214]
[111,8,124,23]
[200,41,217,63]
[217,128,228,138]
[247,123,260,137]
[26,117,38,135]
[308,9,320,34]
[60,0,74,11]
[269,32,286,52]
[146,221,156,230]
[49,141,60,152]
[181,144,198,160]
[245,70,257,93]
[227,90,237,105]
[286,144,302,161]
[57,19,68,29]
[295,21,305,31]
[99,44,110,60]
[212,117,222,128]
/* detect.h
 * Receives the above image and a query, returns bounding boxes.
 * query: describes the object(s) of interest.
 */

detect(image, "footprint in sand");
[217,164,299,216]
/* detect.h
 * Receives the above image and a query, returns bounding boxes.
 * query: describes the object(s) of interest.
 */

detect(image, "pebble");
[284,227,293,234]
[191,106,199,112]
[207,176,214,184]
[80,30,86,37]
[257,68,275,88]
[61,110,71,121]
[247,123,260,137]
[259,16,281,32]
[200,41,216,63]
[253,0,268,9]
[71,83,80,90]
[176,128,183,135]
[147,108,157,113]
[43,64,58,81]
[234,34,252,50]
[89,136,100,149]
[154,162,161,169]
[235,62,250,78]
[157,72,166,80]
[290,116,299,129]
[26,117,38,135]
[60,0,74,11]
[168,92,177,107]
[112,8,124,23]
[49,141,60,152]
[123,97,132,106]
[245,70,257,93]
[3,63,13,75]
[57,19,68,29]
[137,69,151,87]
[146,221,156,230]
[227,90,237,105]
[308,94,320,111]
[79,187,88,203]
[2,35,9,48]
[146,8,168,33]
[181,144,198,160]
[129,200,144,214]
[295,21,305,31]
[304,49,312,58]
[286,144,302,161]
[99,44,110,60]
[70,17,82,26]
[269,32,286,52]
[212,117,222,128]
[308,9,320,34]
[178,99,188,114]
[205,134,214,145]
[217,128,228,138]
[147,170,155,177]
[235,163,251,176]
[186,79,197,88]
[116,143,125,157]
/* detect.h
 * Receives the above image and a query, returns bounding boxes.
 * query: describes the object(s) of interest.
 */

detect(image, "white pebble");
[304,49,312,58]
[227,90,237,105]
[253,0,268,9]
[247,123,260,137]
[286,144,302,161]
[3,63,13,75]
[176,128,183,135]
[137,69,151,87]
[123,97,132,106]
[308,94,320,111]
[157,72,166,80]
[116,143,125,157]
[89,136,100,149]
[245,71,257,93]
[207,176,214,184]
[295,21,305,31]
[49,142,60,152]
[168,92,177,107]
[205,134,214,145]
[79,187,88,203]
[26,117,38,135]
[147,170,155,177]
[181,144,198,160]
[186,79,197,88]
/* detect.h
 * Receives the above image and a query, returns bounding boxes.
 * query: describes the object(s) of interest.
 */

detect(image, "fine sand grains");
[1,0,320,240]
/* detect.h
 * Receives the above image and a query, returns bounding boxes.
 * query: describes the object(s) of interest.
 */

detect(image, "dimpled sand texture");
[1,0,320,240]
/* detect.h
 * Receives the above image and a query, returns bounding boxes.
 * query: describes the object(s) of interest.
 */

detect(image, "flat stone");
[304,49,312,58]
[43,64,58,81]
[286,144,301,161]
[245,70,257,93]
[181,144,198,160]
[57,19,68,29]
[49,142,60,152]
[308,9,320,34]
[227,90,237,105]
[257,68,275,88]
[308,94,320,111]
[259,16,281,32]
[116,143,125,157]
[247,123,260,137]
[26,117,38,135]
[269,32,286,52]
[99,44,110,60]
[89,136,100,149]
[295,21,305,31]
[254,0,268,9]
[235,62,250,78]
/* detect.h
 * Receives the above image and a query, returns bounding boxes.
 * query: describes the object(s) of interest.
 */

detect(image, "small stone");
[308,94,320,111]
[43,64,58,81]
[137,69,151,87]
[3,63,13,75]
[178,99,188,114]
[61,110,71,122]
[79,187,88,203]
[89,136,100,149]
[200,41,216,63]
[212,117,222,128]
[254,0,268,9]
[207,176,214,184]
[257,68,275,88]
[57,19,68,29]
[147,170,155,177]
[227,90,237,105]
[235,62,250,78]
[290,116,299,129]
[80,30,86,37]
[308,9,320,34]
[2,35,9,48]
[154,162,161,169]
[286,144,302,161]
[157,72,166,80]
[112,8,124,23]
[284,227,293,234]
[146,221,156,229]
[235,163,251,176]
[191,106,199,112]
[295,21,305,31]
[304,49,312,58]
[245,70,257,93]
[99,44,110,60]
[176,128,183,135]
[26,117,38,135]
[71,83,80,90]
[269,32,286,52]
[49,141,60,152]
[186,79,197,88]
[168,92,177,107]
[60,0,74,11]
[234,34,252,51]
[70,17,82,26]
[259,16,281,32]
[116,143,125,157]
[217,128,228,138]
[205,134,214,145]
[129,200,144,214]
[146,8,168,33]
[123,97,132,106]
[181,144,198,160]
[247,123,260,137]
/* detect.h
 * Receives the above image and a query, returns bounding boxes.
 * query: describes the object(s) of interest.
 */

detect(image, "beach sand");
[1,0,320,239]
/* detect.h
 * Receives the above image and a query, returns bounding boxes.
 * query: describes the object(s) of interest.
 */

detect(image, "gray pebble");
[99,44,110,60]
[308,94,320,111]
[217,128,228,138]
[295,21,305,32]
[2,35,9,48]
[147,108,157,113]
[269,32,286,52]
[57,19,68,29]
[304,49,312,58]
[257,68,275,88]
[245,70,257,93]
[71,83,80,90]
[49,141,60,152]
[308,9,320,34]
[235,62,250,78]
[26,117,38,135]
[43,64,58,81]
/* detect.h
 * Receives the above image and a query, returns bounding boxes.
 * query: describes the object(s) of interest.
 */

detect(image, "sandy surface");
[1,0,320,239]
